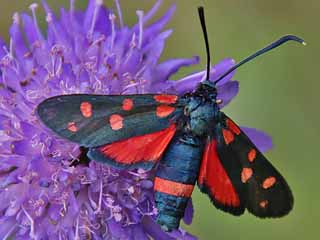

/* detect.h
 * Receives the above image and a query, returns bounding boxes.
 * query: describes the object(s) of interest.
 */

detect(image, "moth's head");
[196,79,218,100]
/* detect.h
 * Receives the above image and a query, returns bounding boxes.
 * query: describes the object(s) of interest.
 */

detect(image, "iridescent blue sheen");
[156,135,204,230]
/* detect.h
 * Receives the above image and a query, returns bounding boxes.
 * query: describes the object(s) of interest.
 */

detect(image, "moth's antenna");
[214,35,306,84]
[198,7,211,81]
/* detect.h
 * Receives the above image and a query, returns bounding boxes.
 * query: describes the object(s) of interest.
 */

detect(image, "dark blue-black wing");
[198,112,293,218]
[37,94,183,147]
[37,94,184,169]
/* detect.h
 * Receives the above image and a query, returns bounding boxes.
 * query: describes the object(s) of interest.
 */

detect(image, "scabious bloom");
[0,0,272,239]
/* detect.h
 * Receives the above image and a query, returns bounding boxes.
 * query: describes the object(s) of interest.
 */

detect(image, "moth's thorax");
[183,83,219,137]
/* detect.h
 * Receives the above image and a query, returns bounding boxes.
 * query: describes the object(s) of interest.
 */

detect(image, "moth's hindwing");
[88,124,177,169]
[198,138,245,215]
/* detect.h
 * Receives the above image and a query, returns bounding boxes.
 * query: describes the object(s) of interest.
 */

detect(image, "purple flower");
[0,0,272,239]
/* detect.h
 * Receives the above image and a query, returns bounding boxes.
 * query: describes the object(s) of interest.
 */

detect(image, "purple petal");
[183,198,194,225]
[168,70,205,94]
[213,58,236,86]
[168,229,198,240]
[0,38,7,58]
[20,13,44,44]
[143,0,163,24]
[11,140,40,155]
[241,126,273,152]
[132,226,149,240]
[47,204,62,223]
[143,4,176,45]
[142,30,172,66]
[0,217,16,239]
[168,58,236,94]
[92,6,111,36]
[42,4,70,45]
[1,69,23,96]
[108,219,127,238]
[217,80,239,108]
[60,192,79,227]
[142,216,175,240]
[19,121,40,138]
[0,184,23,212]
[140,179,153,189]
[83,0,97,33]
[153,56,199,83]
[9,15,28,58]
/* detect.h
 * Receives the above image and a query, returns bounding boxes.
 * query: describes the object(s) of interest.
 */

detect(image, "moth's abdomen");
[154,135,204,231]
[154,178,193,231]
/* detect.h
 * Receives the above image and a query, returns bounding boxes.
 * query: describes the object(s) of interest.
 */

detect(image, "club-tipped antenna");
[198,7,211,81]
[214,35,306,84]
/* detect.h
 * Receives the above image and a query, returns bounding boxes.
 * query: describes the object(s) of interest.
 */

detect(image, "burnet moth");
[37,7,305,231]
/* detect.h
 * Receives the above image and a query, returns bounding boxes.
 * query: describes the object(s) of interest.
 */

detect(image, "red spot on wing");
[156,105,175,118]
[154,177,194,197]
[222,129,234,145]
[122,98,133,111]
[226,118,241,135]
[109,114,124,130]
[247,149,256,162]
[198,140,240,207]
[262,176,276,189]
[154,94,178,104]
[99,124,176,164]
[241,168,253,183]
[67,121,77,132]
[80,102,92,118]
[259,200,268,208]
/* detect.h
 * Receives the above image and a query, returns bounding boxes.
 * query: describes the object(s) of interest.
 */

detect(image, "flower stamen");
[75,216,80,240]
[109,13,116,51]
[9,39,13,59]
[29,3,42,40]
[94,180,103,214]
[21,206,35,239]
[114,0,124,28]
[123,33,136,64]
[89,0,103,39]
[70,0,75,14]
[88,189,98,210]
[12,12,19,25]
[3,224,17,240]
[46,12,60,40]
[136,10,144,49]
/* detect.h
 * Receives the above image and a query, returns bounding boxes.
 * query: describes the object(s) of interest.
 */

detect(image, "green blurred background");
[0,0,318,239]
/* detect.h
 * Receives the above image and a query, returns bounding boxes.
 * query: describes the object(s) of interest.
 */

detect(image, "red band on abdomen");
[154,177,194,198]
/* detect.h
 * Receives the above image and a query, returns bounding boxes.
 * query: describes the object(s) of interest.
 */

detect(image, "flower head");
[0,0,272,239]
